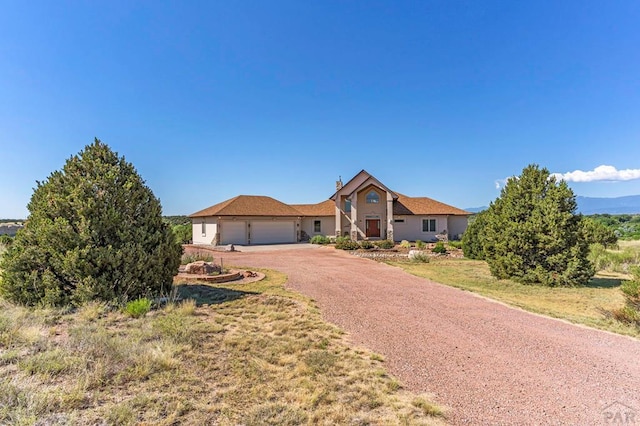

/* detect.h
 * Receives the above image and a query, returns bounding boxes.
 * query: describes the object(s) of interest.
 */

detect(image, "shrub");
[448,240,463,249]
[432,241,447,254]
[124,298,152,318]
[310,235,330,245]
[0,139,183,306]
[375,240,394,249]
[359,240,374,250]
[462,211,487,260]
[335,236,349,245]
[399,240,411,249]
[410,251,430,263]
[415,240,426,250]
[335,238,359,250]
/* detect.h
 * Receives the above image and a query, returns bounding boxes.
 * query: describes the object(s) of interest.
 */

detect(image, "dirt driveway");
[187,245,640,425]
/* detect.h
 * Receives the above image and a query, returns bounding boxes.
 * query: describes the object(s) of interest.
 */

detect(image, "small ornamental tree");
[0,139,182,306]
[482,164,594,286]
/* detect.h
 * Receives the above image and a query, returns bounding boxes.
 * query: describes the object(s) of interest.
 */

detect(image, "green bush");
[462,211,487,260]
[310,235,330,245]
[432,241,447,254]
[335,238,359,250]
[359,240,374,250]
[415,240,426,250]
[124,298,153,318]
[375,240,394,249]
[399,240,411,249]
[448,240,463,249]
[0,139,182,306]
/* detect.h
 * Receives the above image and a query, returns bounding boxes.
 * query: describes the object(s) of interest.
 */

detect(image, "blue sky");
[2,1,640,218]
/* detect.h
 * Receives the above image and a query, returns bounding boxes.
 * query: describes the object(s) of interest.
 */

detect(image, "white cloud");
[551,165,640,183]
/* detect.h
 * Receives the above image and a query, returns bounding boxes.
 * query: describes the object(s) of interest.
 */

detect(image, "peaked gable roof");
[330,169,397,201]
[189,195,302,217]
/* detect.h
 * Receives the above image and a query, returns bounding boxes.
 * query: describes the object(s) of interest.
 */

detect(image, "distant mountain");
[576,195,640,215]
[464,206,487,213]
[465,196,640,215]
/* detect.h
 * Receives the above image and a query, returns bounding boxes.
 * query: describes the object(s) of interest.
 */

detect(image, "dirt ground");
[185,245,640,425]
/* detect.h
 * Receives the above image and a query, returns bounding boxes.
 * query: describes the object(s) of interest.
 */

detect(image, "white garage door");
[251,221,296,244]
[220,221,247,245]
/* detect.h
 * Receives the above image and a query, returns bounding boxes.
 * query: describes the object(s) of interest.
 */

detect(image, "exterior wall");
[448,216,468,240]
[391,215,447,242]
[356,187,387,239]
[301,217,336,239]
[192,217,218,245]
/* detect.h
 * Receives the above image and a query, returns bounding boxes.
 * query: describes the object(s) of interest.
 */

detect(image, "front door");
[365,219,381,238]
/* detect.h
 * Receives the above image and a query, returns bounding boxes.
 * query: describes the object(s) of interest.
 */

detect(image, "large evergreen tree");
[0,139,182,306]
[482,164,594,286]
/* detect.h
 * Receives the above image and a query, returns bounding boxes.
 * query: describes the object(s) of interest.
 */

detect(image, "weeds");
[0,270,444,425]
[181,252,214,265]
[124,298,152,318]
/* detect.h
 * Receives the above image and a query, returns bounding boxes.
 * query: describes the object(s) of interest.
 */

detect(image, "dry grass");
[0,270,445,425]
[389,258,640,338]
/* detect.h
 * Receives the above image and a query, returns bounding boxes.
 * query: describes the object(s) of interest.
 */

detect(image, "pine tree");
[482,164,594,286]
[0,139,182,306]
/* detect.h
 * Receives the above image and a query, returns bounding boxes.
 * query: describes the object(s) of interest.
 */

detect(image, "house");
[189,170,469,245]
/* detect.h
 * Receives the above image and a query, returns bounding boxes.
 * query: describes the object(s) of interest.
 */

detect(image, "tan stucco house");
[189,170,469,245]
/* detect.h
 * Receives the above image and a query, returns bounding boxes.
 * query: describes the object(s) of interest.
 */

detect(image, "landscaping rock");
[184,261,221,275]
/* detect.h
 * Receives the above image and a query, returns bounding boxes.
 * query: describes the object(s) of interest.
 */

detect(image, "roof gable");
[330,170,397,200]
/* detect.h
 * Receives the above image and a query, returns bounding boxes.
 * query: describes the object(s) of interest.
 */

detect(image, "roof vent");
[336,176,343,191]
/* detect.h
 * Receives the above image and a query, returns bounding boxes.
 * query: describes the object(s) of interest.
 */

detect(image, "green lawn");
[389,257,639,338]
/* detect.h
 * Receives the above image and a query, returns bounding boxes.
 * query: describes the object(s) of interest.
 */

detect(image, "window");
[366,191,380,204]
[394,219,405,223]
[422,219,436,232]
[314,220,321,233]
[345,199,351,213]
[201,221,206,237]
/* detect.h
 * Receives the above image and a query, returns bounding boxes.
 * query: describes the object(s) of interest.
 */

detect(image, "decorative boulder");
[184,261,221,275]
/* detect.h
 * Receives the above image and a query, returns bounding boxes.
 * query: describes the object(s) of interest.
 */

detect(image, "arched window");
[366,191,380,204]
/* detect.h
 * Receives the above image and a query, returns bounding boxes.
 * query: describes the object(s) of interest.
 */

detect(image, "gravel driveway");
[186,245,640,425]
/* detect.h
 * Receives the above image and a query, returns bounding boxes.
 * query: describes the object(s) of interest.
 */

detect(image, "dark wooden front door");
[365,219,381,238]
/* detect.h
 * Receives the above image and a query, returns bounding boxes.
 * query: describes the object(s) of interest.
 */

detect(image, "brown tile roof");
[290,200,335,216]
[394,194,469,216]
[189,195,303,217]
[190,193,469,218]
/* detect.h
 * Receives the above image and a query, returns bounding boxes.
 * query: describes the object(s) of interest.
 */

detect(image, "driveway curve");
[187,246,640,425]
